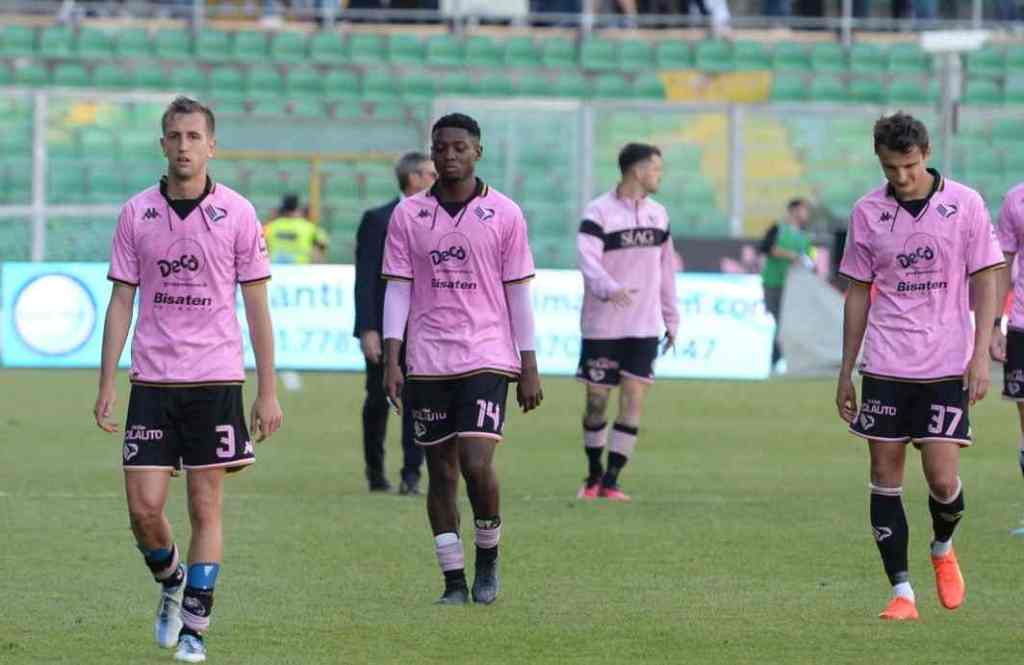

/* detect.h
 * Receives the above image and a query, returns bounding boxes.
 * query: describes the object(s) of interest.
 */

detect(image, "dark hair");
[395,151,430,190]
[787,198,808,211]
[431,113,481,139]
[161,96,215,136]
[873,112,929,155]
[280,193,300,213]
[618,143,661,175]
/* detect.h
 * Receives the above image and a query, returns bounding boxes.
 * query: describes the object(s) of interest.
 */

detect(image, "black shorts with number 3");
[122,384,255,472]
[406,372,510,446]
[849,375,971,447]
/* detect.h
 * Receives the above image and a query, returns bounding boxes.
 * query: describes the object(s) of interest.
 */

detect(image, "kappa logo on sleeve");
[878,211,893,223]
[417,208,432,219]
[142,208,160,221]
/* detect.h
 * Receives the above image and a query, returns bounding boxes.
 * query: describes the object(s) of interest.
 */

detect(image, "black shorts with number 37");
[849,375,971,447]
[406,372,510,446]
[122,384,255,472]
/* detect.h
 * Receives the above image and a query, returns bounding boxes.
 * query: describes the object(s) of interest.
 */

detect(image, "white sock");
[892,582,915,602]
[931,539,952,557]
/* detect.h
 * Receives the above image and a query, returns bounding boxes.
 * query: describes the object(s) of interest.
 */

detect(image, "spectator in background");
[762,0,792,16]
[263,193,329,264]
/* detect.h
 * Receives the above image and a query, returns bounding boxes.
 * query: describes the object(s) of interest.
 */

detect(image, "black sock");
[585,447,603,483]
[1018,448,1024,478]
[870,488,909,586]
[162,564,185,589]
[601,452,628,488]
[443,568,467,591]
[929,484,965,545]
[476,545,498,566]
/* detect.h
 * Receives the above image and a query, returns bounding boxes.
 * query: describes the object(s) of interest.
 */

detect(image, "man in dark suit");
[354,152,437,494]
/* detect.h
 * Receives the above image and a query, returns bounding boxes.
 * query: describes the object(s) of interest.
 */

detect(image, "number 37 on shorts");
[849,376,972,446]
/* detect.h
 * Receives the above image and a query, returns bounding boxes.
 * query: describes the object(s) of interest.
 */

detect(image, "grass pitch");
[2,369,1023,664]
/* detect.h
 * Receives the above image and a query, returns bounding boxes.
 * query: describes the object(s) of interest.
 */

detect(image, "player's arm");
[577,219,631,307]
[991,251,1014,362]
[241,281,283,442]
[505,281,543,412]
[836,281,870,424]
[382,279,411,414]
[659,228,679,354]
[94,282,136,433]
[967,266,999,405]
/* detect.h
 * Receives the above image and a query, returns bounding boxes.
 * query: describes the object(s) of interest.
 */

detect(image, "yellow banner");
[659,70,773,104]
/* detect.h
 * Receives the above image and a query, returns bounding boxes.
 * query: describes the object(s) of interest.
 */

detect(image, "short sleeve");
[108,204,139,285]
[838,206,874,284]
[967,197,1005,276]
[996,191,1021,255]
[235,203,272,283]
[382,206,413,281]
[502,209,536,284]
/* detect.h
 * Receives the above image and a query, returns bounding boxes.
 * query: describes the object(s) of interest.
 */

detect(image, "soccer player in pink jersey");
[92,97,283,662]
[835,112,1003,621]
[381,113,543,605]
[574,143,679,502]
[990,183,1024,488]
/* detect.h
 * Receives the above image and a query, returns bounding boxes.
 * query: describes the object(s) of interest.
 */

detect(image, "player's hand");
[964,352,991,406]
[608,288,635,309]
[383,361,404,415]
[93,384,119,433]
[360,330,383,365]
[661,331,676,356]
[517,365,543,413]
[991,329,1007,363]
[250,393,283,443]
[836,374,858,424]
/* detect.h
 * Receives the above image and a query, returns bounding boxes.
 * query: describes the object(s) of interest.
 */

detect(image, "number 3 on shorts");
[216,424,236,458]
[476,400,500,431]
[927,405,963,436]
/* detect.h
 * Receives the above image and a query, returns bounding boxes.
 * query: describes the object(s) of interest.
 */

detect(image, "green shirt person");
[758,198,814,374]
[263,193,329,265]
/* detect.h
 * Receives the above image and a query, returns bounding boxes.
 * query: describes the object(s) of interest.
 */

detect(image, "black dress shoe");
[398,478,421,495]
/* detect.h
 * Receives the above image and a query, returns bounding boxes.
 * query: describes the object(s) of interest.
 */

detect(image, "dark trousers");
[363,357,421,484]
[763,285,784,365]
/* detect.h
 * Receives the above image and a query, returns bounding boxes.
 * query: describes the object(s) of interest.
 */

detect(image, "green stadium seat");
[324,69,360,101]
[438,71,472,96]
[0,131,31,157]
[168,65,208,95]
[92,63,132,89]
[155,29,192,61]
[208,98,248,115]
[195,29,231,62]
[618,39,653,72]
[957,149,1003,176]
[888,42,929,74]
[810,43,846,72]
[76,27,115,59]
[400,72,435,101]
[385,33,422,65]
[287,66,323,98]
[362,69,400,101]
[590,73,630,99]
[425,34,463,67]
[48,169,87,204]
[1007,45,1024,72]
[963,78,1002,105]
[849,43,885,75]
[0,64,10,86]
[465,36,502,68]
[231,31,268,63]
[772,42,810,72]
[849,77,883,104]
[115,28,151,59]
[654,40,691,70]
[87,169,125,203]
[553,71,587,98]
[504,36,541,69]
[52,63,90,87]
[124,164,161,191]
[135,67,168,90]
[967,46,1005,77]
[809,74,846,102]
[541,37,576,69]
[349,33,386,65]
[270,31,308,63]
[733,40,770,71]
[1005,145,1024,171]
[14,62,48,87]
[516,72,551,96]
[247,66,285,96]
[287,99,325,118]
[633,73,665,99]
[1,26,36,57]
[477,72,513,96]
[990,118,1020,141]
[1005,74,1024,104]
[769,73,806,101]
[309,30,346,63]
[39,27,73,58]
[209,65,246,101]
[121,132,160,161]
[330,99,364,119]
[580,38,617,72]
[886,79,929,105]
[695,40,733,73]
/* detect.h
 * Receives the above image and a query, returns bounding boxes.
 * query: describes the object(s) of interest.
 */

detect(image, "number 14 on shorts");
[476,400,500,430]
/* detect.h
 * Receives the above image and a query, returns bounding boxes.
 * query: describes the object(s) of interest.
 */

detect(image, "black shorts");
[575,337,659,387]
[122,384,255,472]
[1003,329,1024,400]
[849,375,971,447]
[406,372,510,445]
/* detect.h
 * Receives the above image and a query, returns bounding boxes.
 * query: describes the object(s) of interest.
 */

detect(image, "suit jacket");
[354,197,400,337]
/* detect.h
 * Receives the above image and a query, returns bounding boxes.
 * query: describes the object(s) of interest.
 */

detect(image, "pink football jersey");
[107,180,271,384]
[381,181,535,379]
[996,182,1024,329]
[576,190,679,339]
[840,175,1004,380]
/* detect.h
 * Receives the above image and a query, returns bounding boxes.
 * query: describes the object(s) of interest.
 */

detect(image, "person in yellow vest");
[263,193,329,264]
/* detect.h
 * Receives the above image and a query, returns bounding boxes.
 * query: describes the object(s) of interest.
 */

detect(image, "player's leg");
[920,442,966,610]
[362,359,391,492]
[1001,329,1024,481]
[424,440,466,603]
[1016,402,1024,478]
[399,380,424,495]
[868,440,917,619]
[575,339,616,499]
[598,377,649,500]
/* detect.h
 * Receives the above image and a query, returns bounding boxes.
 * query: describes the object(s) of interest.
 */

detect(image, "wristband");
[995,317,1004,328]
